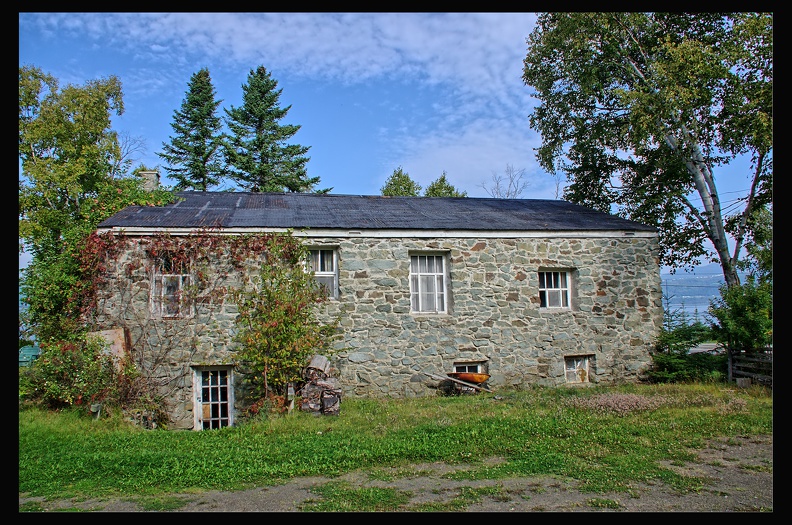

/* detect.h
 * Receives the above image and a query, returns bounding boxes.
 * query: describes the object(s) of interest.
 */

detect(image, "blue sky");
[19,12,756,270]
[20,12,547,197]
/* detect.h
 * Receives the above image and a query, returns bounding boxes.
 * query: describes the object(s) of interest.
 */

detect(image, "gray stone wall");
[94,233,662,429]
[313,235,661,398]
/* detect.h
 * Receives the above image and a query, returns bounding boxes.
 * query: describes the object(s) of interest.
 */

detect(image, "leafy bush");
[231,234,340,404]
[709,277,772,352]
[19,333,150,415]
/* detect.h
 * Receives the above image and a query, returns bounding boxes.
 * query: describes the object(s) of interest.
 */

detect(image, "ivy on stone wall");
[78,229,340,420]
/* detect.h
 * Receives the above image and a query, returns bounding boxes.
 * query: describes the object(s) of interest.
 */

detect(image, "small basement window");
[454,361,485,374]
[565,355,591,383]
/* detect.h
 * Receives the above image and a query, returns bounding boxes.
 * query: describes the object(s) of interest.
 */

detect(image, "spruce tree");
[380,166,421,196]
[224,66,318,193]
[424,171,468,197]
[158,68,226,191]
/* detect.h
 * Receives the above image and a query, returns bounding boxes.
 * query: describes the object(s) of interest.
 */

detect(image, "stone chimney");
[139,170,160,192]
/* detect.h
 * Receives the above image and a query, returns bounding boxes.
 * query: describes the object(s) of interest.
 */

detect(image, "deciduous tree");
[19,65,172,342]
[480,164,528,198]
[522,12,772,287]
[736,204,772,285]
[709,277,772,352]
[19,65,124,253]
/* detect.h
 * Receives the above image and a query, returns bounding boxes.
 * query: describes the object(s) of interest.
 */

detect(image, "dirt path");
[20,434,772,512]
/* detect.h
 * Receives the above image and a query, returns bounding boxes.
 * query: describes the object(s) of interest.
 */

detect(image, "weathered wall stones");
[95,233,662,429]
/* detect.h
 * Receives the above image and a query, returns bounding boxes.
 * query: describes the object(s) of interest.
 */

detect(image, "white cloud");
[21,12,547,198]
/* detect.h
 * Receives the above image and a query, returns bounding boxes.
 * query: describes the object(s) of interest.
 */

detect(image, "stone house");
[95,190,663,430]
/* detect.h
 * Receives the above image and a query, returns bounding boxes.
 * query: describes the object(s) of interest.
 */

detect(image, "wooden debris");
[299,355,342,415]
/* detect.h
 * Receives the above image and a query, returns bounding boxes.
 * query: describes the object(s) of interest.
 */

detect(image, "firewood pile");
[298,355,342,416]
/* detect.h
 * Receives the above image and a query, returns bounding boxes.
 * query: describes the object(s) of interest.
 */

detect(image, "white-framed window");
[538,270,570,309]
[565,355,590,383]
[454,362,484,373]
[193,367,234,430]
[307,248,338,299]
[151,253,192,318]
[410,253,447,313]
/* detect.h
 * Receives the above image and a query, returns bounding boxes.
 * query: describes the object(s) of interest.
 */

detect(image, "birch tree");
[523,12,772,287]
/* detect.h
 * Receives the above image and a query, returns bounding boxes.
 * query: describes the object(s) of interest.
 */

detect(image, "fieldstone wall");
[313,235,662,398]
[93,244,249,429]
[94,233,662,429]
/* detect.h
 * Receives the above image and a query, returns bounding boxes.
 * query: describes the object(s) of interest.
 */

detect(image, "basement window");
[565,355,591,383]
[454,362,484,373]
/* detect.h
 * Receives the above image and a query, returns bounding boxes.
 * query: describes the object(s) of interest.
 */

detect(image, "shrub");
[648,317,726,384]
[646,350,727,384]
[655,320,712,354]
[709,277,772,352]
[20,333,150,415]
[231,233,340,403]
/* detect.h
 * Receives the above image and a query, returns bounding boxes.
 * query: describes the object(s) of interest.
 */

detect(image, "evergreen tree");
[380,166,421,196]
[224,66,318,193]
[424,171,468,197]
[158,68,226,191]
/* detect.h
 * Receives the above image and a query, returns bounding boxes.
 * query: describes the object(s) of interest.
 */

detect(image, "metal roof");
[97,192,657,232]
[19,345,41,367]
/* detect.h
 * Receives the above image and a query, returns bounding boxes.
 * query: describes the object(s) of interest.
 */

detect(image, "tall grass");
[19,383,772,502]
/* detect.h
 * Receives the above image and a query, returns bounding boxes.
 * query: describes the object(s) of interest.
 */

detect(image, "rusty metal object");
[447,372,490,384]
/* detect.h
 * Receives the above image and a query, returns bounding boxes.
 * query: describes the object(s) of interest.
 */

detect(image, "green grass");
[300,482,412,512]
[19,383,772,511]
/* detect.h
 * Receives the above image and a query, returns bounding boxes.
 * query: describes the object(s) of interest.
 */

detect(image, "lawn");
[19,382,772,506]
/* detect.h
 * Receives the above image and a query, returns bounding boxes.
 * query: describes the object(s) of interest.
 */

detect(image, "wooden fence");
[728,348,773,388]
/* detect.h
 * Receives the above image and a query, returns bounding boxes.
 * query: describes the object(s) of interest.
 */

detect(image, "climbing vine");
[231,235,339,404]
[64,227,340,422]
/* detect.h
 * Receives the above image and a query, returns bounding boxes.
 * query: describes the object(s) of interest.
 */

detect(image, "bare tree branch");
[480,164,529,198]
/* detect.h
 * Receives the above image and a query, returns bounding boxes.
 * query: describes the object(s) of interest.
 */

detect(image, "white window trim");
[306,248,339,300]
[538,270,571,309]
[453,361,484,373]
[192,366,235,430]
[150,256,193,318]
[409,253,448,314]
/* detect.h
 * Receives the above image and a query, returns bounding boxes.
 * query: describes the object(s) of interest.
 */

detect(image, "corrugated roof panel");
[98,192,656,233]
